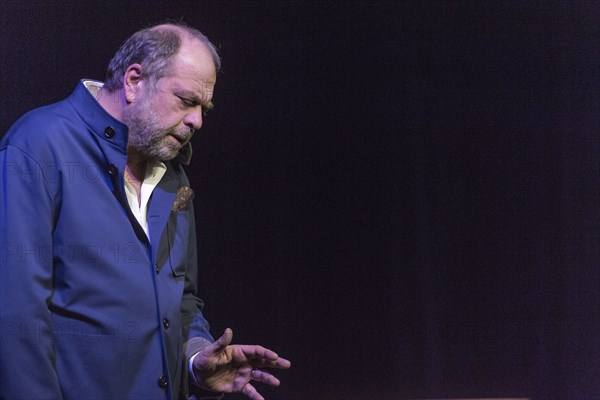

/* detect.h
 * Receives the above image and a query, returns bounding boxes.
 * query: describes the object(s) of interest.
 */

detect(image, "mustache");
[168,126,194,144]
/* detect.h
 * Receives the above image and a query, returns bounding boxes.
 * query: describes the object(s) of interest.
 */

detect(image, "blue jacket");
[0,81,213,400]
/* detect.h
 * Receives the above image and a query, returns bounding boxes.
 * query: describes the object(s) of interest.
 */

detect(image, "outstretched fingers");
[251,369,281,387]
[235,344,292,369]
[241,382,265,400]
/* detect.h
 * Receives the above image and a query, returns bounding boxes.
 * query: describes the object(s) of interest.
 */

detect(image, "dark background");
[1,1,598,399]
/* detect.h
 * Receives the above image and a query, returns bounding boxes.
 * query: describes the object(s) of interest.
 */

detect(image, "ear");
[123,63,143,104]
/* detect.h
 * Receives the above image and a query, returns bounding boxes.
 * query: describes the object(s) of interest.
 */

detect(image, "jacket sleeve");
[0,144,64,399]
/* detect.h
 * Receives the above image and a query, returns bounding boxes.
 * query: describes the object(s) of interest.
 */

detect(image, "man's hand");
[192,328,291,400]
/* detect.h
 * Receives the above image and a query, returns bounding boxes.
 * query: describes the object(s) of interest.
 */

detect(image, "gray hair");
[104,22,221,92]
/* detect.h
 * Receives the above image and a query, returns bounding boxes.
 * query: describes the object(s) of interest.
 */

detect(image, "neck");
[124,153,146,205]
[126,151,147,182]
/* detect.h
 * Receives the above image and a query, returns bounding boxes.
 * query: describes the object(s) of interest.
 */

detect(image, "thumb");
[204,328,234,355]
[216,328,234,347]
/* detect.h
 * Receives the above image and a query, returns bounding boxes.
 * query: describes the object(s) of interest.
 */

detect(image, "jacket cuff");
[182,337,218,399]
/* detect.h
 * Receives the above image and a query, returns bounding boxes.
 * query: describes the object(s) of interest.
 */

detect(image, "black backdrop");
[1,1,599,399]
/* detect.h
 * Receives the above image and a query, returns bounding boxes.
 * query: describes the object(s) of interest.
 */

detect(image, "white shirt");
[123,161,167,239]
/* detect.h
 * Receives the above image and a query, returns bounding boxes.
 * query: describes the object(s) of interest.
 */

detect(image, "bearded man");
[0,23,290,400]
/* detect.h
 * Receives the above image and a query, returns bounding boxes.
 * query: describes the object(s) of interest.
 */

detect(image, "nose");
[183,106,203,132]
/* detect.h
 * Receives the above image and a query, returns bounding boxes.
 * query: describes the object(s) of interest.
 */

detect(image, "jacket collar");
[68,80,130,154]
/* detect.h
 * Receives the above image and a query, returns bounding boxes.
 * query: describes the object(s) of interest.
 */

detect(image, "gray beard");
[123,101,183,162]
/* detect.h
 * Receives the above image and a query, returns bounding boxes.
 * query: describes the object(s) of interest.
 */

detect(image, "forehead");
[160,39,217,99]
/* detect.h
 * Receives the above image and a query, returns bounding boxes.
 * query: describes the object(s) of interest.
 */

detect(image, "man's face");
[123,39,217,161]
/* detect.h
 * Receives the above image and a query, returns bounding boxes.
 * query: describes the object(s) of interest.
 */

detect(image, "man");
[0,23,290,400]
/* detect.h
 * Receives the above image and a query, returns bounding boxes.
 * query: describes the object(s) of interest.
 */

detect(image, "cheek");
[156,106,185,128]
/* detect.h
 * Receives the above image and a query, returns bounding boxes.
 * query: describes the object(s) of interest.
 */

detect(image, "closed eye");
[177,96,197,108]
[176,94,214,116]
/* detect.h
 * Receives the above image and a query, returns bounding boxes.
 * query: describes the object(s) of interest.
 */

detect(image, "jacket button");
[163,318,171,329]
[108,165,118,176]
[157,375,168,388]
[104,127,116,138]
[155,264,160,274]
